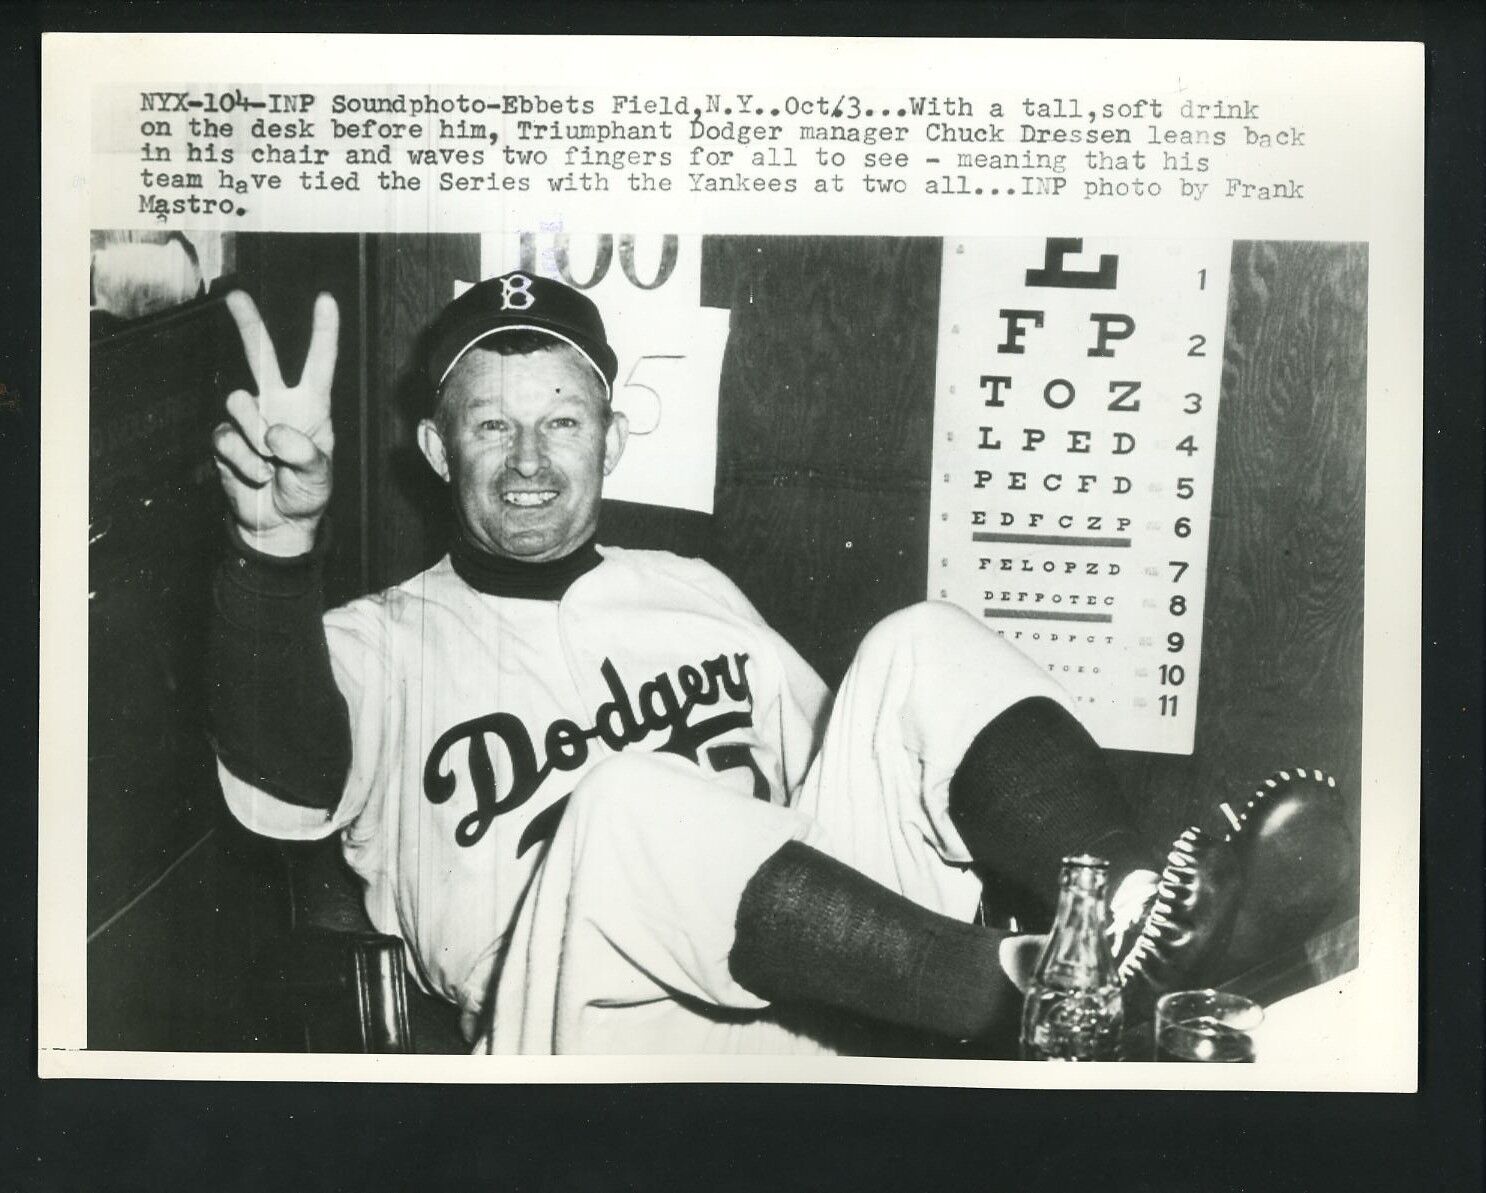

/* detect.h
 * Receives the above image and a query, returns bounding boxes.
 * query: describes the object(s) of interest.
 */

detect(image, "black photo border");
[3,3,1481,1190]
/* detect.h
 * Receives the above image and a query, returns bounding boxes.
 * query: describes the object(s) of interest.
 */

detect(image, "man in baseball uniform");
[208,272,1349,1054]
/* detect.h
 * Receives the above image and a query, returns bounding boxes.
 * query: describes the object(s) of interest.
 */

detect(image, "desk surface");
[1120,915,1360,1062]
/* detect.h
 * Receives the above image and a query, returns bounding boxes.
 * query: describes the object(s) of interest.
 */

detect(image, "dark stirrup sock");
[728,841,1019,1040]
[947,697,1155,908]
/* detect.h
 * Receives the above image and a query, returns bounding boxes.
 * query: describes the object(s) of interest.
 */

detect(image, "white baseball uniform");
[219,547,1070,1054]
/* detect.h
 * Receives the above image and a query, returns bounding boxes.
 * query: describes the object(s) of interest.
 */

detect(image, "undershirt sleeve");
[206,525,352,811]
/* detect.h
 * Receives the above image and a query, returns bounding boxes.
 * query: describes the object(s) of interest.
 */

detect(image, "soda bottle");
[1019,854,1124,1061]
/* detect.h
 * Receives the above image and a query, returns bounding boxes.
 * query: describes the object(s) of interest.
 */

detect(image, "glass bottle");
[1019,854,1124,1061]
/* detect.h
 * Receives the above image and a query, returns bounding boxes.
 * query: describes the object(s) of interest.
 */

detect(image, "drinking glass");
[1154,989,1263,1062]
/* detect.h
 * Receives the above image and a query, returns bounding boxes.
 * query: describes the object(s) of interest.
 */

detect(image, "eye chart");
[929,237,1232,755]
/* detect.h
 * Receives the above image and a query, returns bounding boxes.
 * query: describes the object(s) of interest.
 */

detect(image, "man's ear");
[603,408,629,477]
[417,418,451,482]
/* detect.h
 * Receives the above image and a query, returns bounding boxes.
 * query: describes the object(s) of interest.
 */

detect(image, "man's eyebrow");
[457,392,595,416]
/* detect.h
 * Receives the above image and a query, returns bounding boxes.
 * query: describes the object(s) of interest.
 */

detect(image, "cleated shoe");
[1116,826,1242,996]
[1213,767,1357,978]
[1116,768,1355,1003]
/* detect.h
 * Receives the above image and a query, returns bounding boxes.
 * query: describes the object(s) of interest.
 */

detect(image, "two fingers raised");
[224,289,339,397]
[218,290,339,476]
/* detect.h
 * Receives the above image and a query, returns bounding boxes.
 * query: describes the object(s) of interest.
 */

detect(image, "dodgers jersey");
[218,547,832,1020]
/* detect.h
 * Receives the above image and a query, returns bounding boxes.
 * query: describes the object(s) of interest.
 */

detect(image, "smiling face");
[417,342,627,562]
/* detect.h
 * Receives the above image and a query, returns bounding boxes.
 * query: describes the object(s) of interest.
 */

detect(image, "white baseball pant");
[481,601,1069,1055]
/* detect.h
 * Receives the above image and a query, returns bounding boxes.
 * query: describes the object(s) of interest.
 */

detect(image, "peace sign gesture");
[212,290,339,557]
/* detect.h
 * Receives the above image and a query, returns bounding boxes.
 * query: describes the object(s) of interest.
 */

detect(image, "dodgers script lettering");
[422,653,757,852]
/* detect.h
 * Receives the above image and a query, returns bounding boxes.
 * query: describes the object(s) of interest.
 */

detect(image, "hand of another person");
[212,290,339,557]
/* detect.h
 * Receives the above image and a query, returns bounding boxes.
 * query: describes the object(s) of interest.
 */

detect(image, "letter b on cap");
[500,273,536,311]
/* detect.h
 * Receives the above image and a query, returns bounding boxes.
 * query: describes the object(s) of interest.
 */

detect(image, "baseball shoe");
[1115,825,1242,996]
[1116,767,1355,1003]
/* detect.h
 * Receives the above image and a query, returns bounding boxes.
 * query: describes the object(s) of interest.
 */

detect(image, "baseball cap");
[424,270,619,396]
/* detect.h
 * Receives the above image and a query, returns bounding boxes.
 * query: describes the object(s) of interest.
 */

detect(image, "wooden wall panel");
[88,297,247,929]
[704,237,939,485]
[87,235,366,1046]
[364,234,482,588]
[711,483,931,687]
[87,229,368,931]
[701,237,940,684]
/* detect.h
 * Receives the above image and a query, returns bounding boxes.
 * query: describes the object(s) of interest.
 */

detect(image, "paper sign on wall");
[929,238,1231,755]
[469,232,729,514]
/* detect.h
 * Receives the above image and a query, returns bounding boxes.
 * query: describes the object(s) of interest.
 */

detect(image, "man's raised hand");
[213,291,339,557]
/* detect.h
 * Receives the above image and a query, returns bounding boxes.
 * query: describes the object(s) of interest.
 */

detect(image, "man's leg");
[788,602,1158,924]
[483,604,1160,1055]
[718,602,1160,1054]
[484,752,829,1055]
[481,751,1038,1055]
